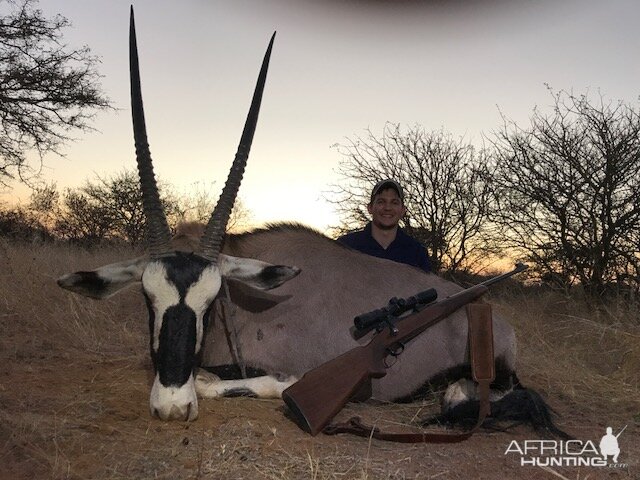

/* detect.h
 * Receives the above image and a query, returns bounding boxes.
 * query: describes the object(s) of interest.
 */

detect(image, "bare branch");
[0,0,111,185]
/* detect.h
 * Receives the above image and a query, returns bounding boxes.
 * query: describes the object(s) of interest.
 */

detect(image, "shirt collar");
[365,222,406,247]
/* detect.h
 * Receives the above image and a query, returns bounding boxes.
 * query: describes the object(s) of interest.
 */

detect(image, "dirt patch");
[2,351,638,479]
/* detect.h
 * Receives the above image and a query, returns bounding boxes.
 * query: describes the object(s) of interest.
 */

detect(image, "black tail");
[422,385,572,439]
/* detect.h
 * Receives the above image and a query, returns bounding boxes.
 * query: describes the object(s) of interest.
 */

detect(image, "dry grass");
[493,288,640,421]
[0,240,147,357]
[1,240,638,479]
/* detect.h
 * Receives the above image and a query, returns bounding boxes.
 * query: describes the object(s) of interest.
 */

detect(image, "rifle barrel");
[479,263,528,288]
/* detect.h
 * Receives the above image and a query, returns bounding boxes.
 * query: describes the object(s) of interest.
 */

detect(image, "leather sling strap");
[323,302,495,443]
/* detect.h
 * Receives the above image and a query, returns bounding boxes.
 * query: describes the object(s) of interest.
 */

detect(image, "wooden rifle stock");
[282,283,489,436]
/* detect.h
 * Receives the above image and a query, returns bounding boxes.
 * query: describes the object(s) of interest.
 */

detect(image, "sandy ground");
[2,324,638,479]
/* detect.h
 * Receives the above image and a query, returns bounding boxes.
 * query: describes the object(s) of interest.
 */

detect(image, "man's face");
[367,188,406,230]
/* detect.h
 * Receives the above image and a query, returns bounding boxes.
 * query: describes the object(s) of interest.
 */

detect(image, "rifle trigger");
[386,342,405,358]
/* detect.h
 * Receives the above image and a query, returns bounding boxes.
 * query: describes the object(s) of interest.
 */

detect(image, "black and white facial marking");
[143,252,221,422]
[57,250,300,422]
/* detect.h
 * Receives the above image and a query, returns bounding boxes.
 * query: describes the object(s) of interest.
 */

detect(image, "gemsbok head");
[57,9,300,421]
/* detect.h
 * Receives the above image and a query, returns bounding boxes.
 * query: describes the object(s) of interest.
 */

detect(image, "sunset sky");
[2,0,640,233]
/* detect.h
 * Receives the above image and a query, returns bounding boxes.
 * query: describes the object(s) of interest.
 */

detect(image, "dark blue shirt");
[338,223,431,273]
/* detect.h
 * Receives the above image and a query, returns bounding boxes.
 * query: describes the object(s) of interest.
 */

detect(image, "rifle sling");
[323,303,495,443]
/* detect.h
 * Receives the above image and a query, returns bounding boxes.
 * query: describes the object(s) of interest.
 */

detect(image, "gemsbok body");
[58,9,566,437]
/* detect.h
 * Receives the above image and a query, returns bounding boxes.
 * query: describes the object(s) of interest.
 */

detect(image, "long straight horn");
[199,32,276,262]
[129,7,172,258]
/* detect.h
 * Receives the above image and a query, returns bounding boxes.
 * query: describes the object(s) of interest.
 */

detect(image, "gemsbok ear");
[219,254,301,291]
[57,257,149,299]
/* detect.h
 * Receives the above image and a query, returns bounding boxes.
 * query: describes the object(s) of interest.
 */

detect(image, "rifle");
[615,425,628,438]
[282,263,528,436]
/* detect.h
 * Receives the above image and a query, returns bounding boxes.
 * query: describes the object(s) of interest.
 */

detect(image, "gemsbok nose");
[150,372,199,421]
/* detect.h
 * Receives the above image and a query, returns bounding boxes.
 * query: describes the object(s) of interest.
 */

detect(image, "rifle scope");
[353,288,438,333]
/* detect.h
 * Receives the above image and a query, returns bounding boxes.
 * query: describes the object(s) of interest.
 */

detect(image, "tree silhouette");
[0,0,110,185]
[490,90,640,294]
